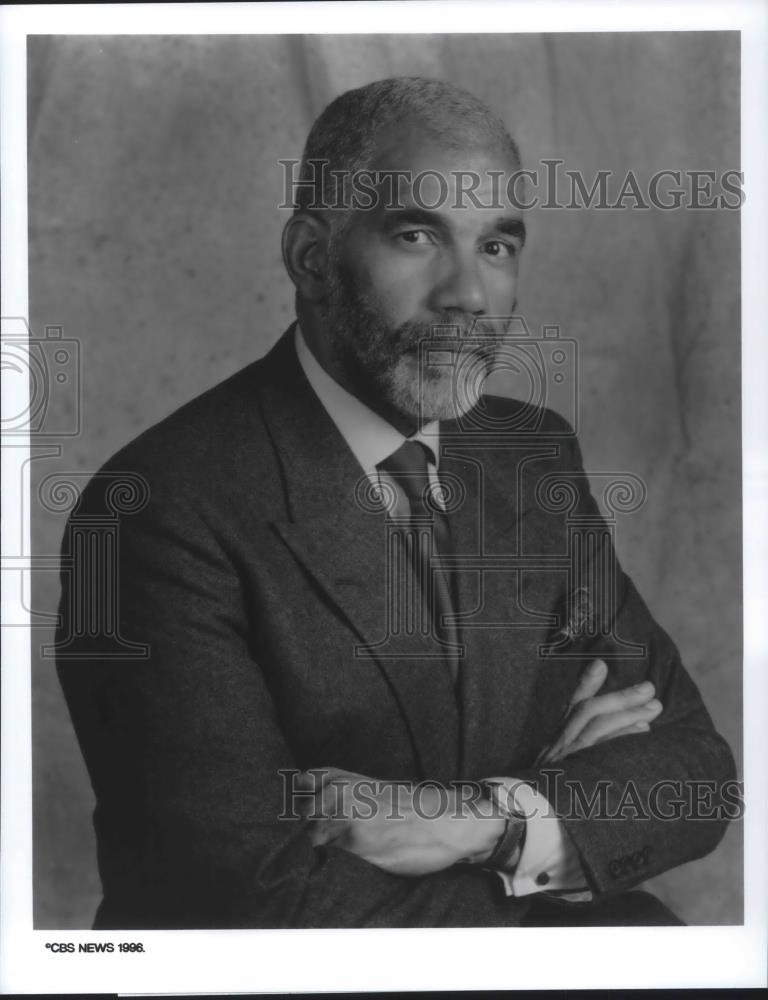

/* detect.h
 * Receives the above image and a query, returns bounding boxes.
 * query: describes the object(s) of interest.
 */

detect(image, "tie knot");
[378,440,436,509]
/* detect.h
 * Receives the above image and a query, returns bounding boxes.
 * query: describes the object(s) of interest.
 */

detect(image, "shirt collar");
[294,324,440,475]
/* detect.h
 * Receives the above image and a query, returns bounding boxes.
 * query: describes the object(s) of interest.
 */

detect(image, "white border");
[2,2,766,993]
[0,0,764,35]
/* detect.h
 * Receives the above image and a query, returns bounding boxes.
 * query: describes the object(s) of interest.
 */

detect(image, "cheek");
[484,264,520,312]
[348,244,432,322]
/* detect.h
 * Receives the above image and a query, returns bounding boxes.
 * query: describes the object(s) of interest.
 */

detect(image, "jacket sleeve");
[513,428,739,897]
[56,465,525,929]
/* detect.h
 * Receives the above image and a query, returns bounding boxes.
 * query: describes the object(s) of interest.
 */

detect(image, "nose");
[431,249,488,316]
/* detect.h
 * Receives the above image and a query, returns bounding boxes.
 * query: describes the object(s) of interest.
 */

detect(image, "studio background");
[27,32,741,928]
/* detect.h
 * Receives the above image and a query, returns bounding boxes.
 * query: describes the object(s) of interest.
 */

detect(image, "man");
[56,77,736,929]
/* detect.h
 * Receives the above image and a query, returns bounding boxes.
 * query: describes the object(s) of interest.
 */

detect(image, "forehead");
[361,128,522,220]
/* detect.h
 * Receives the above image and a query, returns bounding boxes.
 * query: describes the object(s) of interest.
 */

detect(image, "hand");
[537,659,662,765]
[300,767,505,876]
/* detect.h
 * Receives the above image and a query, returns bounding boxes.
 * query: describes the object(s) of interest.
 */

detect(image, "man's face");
[321,133,525,425]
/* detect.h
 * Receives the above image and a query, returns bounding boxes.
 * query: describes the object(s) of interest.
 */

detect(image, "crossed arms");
[301,659,664,885]
[55,421,737,928]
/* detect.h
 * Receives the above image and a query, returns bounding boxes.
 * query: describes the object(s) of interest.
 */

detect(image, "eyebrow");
[493,217,527,245]
[379,206,448,232]
[379,207,527,246]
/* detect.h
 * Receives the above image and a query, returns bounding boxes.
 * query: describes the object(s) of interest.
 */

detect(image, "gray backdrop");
[28,32,742,927]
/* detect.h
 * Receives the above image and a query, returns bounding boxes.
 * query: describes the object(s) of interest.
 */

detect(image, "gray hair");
[294,76,521,213]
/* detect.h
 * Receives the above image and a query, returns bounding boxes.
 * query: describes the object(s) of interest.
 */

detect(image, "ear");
[281,211,332,303]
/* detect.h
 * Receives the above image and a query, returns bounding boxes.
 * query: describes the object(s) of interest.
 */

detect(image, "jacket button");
[536,872,550,886]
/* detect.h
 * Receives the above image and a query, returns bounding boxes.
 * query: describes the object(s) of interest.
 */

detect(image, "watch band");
[480,780,527,873]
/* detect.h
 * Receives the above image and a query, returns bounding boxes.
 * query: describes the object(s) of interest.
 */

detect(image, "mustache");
[394,313,511,352]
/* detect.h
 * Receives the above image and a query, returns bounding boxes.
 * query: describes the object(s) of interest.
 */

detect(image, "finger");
[542,661,609,763]
[559,685,657,747]
[552,722,651,764]
[548,684,657,759]
[568,658,609,708]
[564,720,653,758]
[551,721,652,761]
[567,700,662,751]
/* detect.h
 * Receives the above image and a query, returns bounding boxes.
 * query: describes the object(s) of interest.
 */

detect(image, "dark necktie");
[377,440,460,685]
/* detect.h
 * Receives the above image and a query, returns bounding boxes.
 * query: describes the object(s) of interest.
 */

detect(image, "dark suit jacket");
[56,326,736,928]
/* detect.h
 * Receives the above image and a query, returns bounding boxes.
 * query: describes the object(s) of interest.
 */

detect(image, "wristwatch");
[479,779,527,873]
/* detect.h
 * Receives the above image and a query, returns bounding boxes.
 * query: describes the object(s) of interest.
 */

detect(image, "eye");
[481,240,518,258]
[396,229,434,247]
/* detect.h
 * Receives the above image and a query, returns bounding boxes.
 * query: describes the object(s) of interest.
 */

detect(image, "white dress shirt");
[295,324,590,899]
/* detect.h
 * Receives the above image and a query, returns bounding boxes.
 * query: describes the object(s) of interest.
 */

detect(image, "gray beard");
[322,259,503,424]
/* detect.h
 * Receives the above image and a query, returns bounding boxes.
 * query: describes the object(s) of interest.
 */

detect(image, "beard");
[322,253,507,424]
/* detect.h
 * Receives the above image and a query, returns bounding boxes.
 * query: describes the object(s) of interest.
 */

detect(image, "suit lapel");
[256,330,460,783]
[252,330,569,783]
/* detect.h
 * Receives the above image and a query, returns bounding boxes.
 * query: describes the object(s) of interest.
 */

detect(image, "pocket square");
[556,585,595,642]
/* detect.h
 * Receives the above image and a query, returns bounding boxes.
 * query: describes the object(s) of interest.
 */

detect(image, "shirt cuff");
[483,777,592,900]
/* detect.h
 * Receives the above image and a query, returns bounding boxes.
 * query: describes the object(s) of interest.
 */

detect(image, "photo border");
[2,2,766,993]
